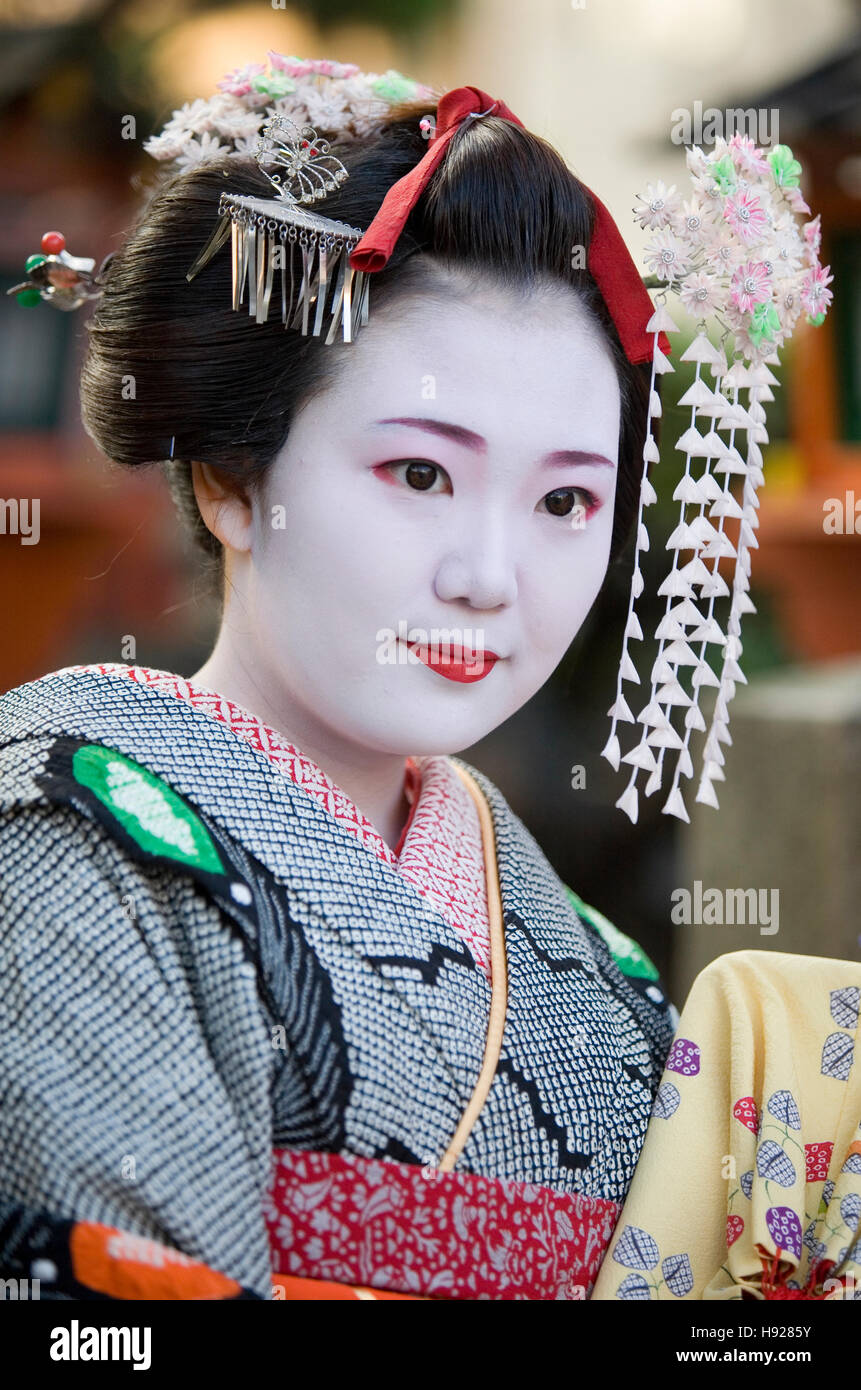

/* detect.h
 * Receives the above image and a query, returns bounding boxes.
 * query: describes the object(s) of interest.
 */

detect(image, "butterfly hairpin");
[186,113,368,342]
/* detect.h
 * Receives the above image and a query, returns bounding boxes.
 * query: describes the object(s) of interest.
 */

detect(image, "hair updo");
[80,98,652,586]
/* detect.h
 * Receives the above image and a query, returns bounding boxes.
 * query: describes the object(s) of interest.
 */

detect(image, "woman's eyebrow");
[542,449,616,470]
[372,416,487,452]
[371,417,615,468]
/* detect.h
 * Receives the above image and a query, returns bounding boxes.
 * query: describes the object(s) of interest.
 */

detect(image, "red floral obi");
[266,1150,620,1300]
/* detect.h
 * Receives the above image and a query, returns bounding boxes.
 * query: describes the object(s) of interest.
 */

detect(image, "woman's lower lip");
[406,642,500,683]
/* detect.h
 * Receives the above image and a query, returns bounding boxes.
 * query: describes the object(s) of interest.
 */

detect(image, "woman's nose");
[432,520,519,610]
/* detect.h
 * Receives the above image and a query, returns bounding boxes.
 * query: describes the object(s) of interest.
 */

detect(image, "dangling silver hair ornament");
[185,112,368,343]
[602,137,833,823]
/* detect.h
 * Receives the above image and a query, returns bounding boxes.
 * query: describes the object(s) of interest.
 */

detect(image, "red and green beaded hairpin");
[7,231,114,312]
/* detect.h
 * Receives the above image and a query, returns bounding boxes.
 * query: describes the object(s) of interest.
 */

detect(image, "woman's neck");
[189,642,412,853]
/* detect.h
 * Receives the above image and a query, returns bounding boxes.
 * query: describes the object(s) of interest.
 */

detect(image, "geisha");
[1,55,858,1304]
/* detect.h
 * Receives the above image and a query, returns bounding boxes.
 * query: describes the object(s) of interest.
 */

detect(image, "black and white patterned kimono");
[0,663,676,1301]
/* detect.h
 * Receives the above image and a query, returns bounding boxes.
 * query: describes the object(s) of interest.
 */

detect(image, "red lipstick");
[407,640,500,683]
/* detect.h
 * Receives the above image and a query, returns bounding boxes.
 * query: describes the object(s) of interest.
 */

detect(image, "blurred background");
[1,0,859,1001]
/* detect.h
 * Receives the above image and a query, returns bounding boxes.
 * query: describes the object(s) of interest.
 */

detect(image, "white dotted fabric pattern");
[0,665,676,1294]
[99,665,493,980]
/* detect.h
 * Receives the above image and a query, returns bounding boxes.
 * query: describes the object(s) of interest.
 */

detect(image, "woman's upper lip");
[405,639,504,661]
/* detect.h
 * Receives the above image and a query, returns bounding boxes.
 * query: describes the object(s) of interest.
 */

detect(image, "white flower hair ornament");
[603,135,833,824]
[142,54,436,167]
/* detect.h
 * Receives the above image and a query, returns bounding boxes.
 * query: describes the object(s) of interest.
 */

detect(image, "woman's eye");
[389,460,451,493]
[541,487,597,519]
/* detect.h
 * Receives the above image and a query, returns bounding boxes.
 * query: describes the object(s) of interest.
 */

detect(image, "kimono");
[0,662,677,1300]
[592,948,861,1300]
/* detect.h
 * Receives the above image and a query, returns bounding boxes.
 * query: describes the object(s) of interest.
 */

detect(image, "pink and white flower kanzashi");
[684,144,712,182]
[723,189,769,242]
[217,63,268,100]
[803,215,822,262]
[777,278,806,331]
[267,54,362,79]
[731,260,772,313]
[679,270,722,315]
[801,263,834,315]
[173,130,225,172]
[679,195,721,239]
[644,228,692,282]
[702,229,745,277]
[634,136,832,359]
[727,132,771,178]
[144,53,438,169]
[633,181,682,230]
[784,185,811,216]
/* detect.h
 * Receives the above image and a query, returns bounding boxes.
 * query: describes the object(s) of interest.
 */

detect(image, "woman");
[0,59,679,1300]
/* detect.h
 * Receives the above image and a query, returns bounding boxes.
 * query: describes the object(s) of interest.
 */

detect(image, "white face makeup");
[238,272,622,759]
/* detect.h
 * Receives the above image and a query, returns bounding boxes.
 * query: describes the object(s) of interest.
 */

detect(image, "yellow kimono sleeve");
[591,949,861,1300]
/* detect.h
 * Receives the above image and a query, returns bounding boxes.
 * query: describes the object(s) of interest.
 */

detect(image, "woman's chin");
[350,667,540,757]
[355,705,517,760]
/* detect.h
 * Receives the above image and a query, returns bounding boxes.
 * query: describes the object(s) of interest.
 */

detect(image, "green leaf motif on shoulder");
[72,744,224,874]
[564,884,659,981]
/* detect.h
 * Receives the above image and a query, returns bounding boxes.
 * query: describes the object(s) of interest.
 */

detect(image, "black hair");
[80,98,652,587]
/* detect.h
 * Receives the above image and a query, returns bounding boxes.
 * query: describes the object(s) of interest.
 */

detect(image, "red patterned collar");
[64,663,493,978]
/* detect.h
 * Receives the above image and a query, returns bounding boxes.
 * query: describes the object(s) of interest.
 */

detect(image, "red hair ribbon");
[349,84,669,365]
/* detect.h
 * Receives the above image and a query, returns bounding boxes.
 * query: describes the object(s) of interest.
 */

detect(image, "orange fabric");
[272,1273,423,1300]
[70,1222,241,1300]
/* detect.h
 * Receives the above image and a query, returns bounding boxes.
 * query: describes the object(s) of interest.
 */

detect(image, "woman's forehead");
[333,285,617,386]
[285,296,622,467]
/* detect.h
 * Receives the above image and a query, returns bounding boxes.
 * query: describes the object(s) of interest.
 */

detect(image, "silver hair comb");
[185,112,369,343]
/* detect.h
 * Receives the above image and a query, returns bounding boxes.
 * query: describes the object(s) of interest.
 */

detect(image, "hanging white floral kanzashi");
[603,135,832,824]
